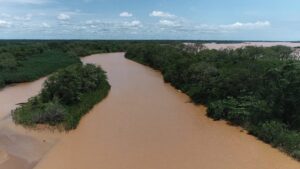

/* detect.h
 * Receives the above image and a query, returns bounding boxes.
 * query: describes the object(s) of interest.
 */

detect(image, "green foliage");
[41,64,106,105]
[249,121,300,159]
[207,96,269,126]
[12,64,110,130]
[64,81,110,130]
[12,97,66,126]
[207,100,225,120]
[0,53,17,70]
[250,121,289,145]
[38,100,67,125]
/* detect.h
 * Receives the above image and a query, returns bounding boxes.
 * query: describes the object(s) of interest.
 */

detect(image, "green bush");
[34,101,67,125]
[249,121,300,159]
[251,121,288,145]
[12,96,67,126]
[207,100,225,120]
[227,109,249,125]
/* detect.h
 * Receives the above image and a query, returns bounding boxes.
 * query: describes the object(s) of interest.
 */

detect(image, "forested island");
[12,63,110,130]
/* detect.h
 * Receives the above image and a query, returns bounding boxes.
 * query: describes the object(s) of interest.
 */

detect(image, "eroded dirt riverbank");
[32,53,300,169]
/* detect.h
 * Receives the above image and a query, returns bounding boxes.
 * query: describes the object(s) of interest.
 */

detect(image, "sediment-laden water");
[33,53,300,169]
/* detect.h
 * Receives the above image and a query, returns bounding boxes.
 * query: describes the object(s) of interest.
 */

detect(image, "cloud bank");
[220,21,271,30]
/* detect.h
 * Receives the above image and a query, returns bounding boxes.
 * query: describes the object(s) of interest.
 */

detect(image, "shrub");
[250,121,288,145]
[207,100,225,120]
[227,109,250,125]
[247,99,272,124]
[34,101,67,125]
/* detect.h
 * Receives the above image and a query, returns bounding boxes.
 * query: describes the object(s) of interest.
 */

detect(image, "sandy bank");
[34,53,300,169]
[0,77,63,169]
[204,42,300,50]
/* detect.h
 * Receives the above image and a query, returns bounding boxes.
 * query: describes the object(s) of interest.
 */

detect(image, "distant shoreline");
[0,39,299,43]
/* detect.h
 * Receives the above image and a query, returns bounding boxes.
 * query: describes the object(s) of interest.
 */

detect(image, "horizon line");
[0,39,299,42]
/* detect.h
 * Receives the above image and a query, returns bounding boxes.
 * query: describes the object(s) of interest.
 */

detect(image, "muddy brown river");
[0,52,300,169]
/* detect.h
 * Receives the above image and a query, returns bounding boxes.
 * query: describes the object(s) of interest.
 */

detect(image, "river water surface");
[31,53,299,169]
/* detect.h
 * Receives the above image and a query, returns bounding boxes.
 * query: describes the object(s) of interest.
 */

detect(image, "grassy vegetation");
[125,43,300,160]
[12,64,110,130]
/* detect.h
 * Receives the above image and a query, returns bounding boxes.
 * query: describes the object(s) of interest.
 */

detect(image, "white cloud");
[120,12,133,17]
[57,13,71,20]
[83,19,143,32]
[153,20,271,34]
[124,20,142,28]
[150,11,175,18]
[159,20,180,27]
[0,20,11,28]
[220,21,271,30]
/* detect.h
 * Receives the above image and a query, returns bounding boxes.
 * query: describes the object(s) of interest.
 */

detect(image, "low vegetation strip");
[125,43,300,160]
[12,63,110,130]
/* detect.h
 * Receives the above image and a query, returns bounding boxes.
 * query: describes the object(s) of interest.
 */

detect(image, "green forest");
[0,40,130,88]
[125,43,300,160]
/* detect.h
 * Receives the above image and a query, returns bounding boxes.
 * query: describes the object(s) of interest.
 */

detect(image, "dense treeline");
[125,43,300,159]
[12,63,110,130]
[0,41,131,88]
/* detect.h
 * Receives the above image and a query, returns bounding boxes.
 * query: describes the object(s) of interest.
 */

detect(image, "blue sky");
[0,0,299,40]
